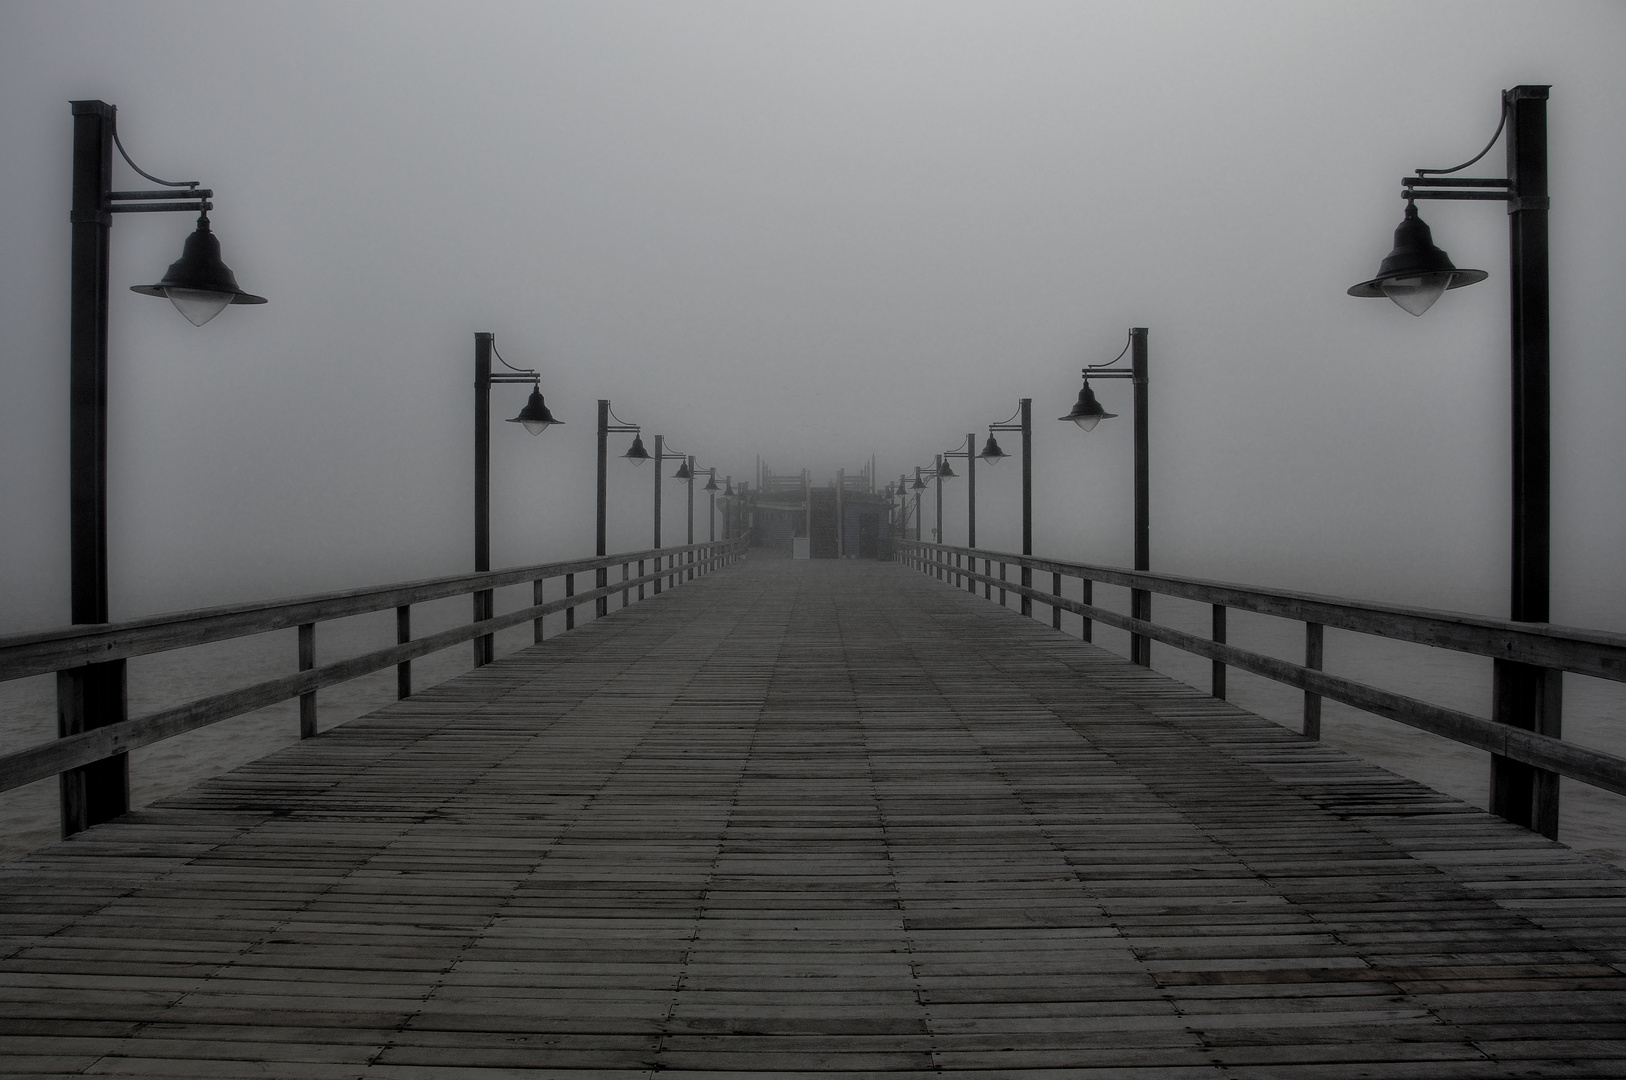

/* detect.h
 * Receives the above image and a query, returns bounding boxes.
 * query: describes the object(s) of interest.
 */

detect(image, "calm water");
[5,575,1624,867]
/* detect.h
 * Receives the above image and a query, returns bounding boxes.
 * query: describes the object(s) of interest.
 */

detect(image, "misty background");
[2,0,1624,635]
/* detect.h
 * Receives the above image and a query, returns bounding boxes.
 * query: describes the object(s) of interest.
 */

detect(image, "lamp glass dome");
[505,387,560,436]
[1060,382,1117,431]
[1348,201,1487,316]
[130,214,266,326]
[623,434,649,464]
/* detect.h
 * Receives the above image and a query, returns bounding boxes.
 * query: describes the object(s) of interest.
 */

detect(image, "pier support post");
[62,101,128,836]
[1489,87,1560,838]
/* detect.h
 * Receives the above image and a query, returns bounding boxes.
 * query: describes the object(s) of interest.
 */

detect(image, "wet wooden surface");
[3,554,1625,1077]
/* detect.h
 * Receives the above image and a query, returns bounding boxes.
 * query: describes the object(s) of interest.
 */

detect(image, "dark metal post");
[686,455,696,579]
[1019,398,1032,617]
[1130,328,1151,666]
[933,457,943,575]
[966,433,977,593]
[709,468,717,543]
[61,100,128,836]
[472,333,494,667]
[652,435,663,594]
[596,400,609,618]
[1491,85,1559,837]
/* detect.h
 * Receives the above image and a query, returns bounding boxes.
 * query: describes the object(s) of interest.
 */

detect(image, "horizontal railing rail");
[0,537,748,798]
[896,539,1626,808]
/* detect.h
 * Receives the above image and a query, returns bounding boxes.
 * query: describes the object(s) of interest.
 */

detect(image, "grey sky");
[2,0,1623,632]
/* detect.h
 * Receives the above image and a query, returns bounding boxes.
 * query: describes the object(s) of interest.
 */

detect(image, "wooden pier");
[4,554,1626,1076]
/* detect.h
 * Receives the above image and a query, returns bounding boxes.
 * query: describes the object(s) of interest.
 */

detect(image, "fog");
[2,1,1624,633]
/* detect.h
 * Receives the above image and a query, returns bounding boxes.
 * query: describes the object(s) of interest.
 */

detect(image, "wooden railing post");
[298,623,317,739]
[533,580,545,641]
[473,585,493,668]
[1052,572,1062,630]
[396,605,411,699]
[639,560,646,601]
[565,573,575,630]
[1130,582,1151,668]
[1304,622,1323,739]
[999,562,1007,607]
[55,661,128,837]
[984,558,991,601]
[1081,579,1093,642]
[1211,604,1226,699]
[622,563,630,607]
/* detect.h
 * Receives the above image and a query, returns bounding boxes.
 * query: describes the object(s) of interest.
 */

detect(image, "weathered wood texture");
[3,555,1625,1077]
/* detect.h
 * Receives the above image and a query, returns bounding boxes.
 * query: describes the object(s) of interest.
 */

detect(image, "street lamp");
[1062,328,1149,665]
[473,332,560,666]
[1348,85,1555,836]
[982,400,1033,615]
[940,434,978,572]
[597,400,646,616]
[62,101,266,836]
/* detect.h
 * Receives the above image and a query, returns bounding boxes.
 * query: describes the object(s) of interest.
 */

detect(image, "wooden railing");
[897,539,1626,830]
[0,537,748,807]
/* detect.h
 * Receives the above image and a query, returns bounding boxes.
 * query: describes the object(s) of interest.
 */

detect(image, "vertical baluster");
[1080,579,1093,642]
[999,562,1007,607]
[533,579,545,642]
[984,558,992,601]
[622,563,630,607]
[1052,572,1062,630]
[298,623,317,739]
[565,573,576,630]
[1304,622,1323,739]
[396,605,411,700]
[1210,605,1226,699]
[639,559,646,601]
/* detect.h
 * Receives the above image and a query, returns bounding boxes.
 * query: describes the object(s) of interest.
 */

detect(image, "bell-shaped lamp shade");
[1348,201,1488,316]
[505,387,561,436]
[673,460,692,480]
[623,434,650,465]
[979,434,1008,464]
[130,214,267,326]
[936,457,957,479]
[1059,382,1117,432]
[723,480,736,497]
[703,472,720,492]
[910,469,928,491]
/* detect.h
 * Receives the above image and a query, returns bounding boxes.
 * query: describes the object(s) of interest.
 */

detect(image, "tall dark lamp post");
[1061,328,1149,665]
[978,400,1033,615]
[63,101,266,837]
[1348,85,1556,837]
[704,468,720,542]
[596,400,647,617]
[473,332,559,666]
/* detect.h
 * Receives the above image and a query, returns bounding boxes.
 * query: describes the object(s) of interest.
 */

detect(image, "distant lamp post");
[597,400,645,616]
[982,400,1033,615]
[704,468,720,542]
[1349,86,1556,837]
[62,100,267,837]
[1063,328,1149,665]
[941,434,977,554]
[473,332,560,666]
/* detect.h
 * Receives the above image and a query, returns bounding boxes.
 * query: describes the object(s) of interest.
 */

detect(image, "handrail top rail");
[897,538,1626,680]
[0,538,744,681]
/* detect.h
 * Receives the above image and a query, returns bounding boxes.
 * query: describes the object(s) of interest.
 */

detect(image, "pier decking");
[3,555,1626,1077]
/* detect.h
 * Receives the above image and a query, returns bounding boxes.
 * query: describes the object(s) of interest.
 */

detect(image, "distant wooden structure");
[757,462,896,559]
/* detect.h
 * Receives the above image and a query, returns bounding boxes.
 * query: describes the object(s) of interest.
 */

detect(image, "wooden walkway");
[4,555,1626,1078]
